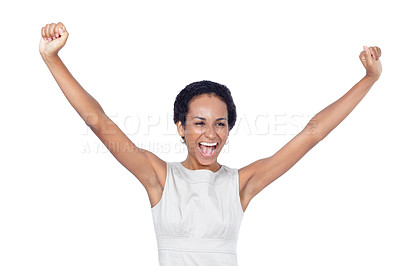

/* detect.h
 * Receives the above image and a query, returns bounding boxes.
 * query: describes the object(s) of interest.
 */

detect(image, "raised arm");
[40,23,166,206]
[239,46,382,211]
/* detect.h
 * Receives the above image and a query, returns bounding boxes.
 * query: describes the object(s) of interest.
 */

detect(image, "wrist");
[363,74,379,84]
[40,52,60,63]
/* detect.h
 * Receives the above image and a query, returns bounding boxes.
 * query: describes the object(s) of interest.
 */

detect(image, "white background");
[1,0,399,265]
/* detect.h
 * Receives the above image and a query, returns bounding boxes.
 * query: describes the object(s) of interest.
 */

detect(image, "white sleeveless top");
[151,161,244,266]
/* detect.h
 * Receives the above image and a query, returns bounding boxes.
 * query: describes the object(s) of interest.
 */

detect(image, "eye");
[216,122,226,127]
[195,121,205,126]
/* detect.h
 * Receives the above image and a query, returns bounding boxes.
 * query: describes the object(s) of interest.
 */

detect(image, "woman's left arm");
[240,46,382,207]
[308,46,382,140]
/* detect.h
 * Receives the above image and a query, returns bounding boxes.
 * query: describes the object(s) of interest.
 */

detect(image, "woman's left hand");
[360,46,382,81]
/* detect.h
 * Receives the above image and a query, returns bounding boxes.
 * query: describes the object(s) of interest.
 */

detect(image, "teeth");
[200,142,217,147]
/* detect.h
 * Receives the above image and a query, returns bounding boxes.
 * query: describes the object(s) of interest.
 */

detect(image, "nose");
[204,124,217,139]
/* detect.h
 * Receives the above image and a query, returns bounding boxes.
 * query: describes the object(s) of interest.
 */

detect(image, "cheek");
[185,126,203,138]
[216,127,228,137]
[183,127,201,145]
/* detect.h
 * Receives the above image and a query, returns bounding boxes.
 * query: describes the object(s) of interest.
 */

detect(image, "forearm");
[42,54,105,127]
[309,75,377,140]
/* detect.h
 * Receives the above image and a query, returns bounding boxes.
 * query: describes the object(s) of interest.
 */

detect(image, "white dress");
[151,161,244,266]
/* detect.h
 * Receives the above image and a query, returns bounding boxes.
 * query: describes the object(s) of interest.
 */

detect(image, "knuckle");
[49,24,56,36]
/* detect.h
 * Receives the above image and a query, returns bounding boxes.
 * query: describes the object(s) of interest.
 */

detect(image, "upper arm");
[240,126,321,205]
[89,113,166,190]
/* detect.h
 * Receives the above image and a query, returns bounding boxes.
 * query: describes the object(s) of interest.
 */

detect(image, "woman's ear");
[176,121,185,138]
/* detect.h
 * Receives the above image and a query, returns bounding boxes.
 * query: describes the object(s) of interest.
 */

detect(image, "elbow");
[303,121,325,143]
[313,131,326,143]
[84,111,105,129]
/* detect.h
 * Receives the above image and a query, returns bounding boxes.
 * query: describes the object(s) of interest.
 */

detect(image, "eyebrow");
[191,116,227,121]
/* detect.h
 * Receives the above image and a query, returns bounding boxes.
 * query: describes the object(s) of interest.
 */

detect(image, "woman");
[40,22,382,265]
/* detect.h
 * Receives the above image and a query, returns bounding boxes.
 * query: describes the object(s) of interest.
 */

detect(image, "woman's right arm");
[40,23,166,199]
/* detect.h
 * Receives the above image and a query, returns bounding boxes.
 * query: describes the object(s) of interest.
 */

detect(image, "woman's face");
[177,94,229,167]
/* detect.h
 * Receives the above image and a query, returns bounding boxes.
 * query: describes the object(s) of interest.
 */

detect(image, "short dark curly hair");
[173,80,237,139]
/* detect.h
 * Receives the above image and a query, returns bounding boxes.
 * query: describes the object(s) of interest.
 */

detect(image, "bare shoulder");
[238,162,258,212]
[142,149,167,188]
[238,164,255,192]
[141,149,167,208]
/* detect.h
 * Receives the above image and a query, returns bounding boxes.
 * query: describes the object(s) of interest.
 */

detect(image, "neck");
[181,157,221,173]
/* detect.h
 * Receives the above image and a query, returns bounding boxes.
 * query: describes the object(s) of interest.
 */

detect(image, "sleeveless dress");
[151,161,244,266]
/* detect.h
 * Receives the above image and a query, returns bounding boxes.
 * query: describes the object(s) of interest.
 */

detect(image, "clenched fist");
[360,46,382,81]
[39,22,69,58]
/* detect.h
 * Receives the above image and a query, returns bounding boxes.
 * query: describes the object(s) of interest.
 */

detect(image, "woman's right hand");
[359,46,382,81]
[39,22,69,58]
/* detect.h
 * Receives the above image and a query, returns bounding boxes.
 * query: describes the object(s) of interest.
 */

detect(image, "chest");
[153,182,243,239]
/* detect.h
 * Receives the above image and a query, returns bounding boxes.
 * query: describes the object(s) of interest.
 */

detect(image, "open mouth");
[198,142,218,157]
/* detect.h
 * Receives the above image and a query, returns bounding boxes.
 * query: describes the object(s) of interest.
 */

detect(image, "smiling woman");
[174,81,234,171]
[40,21,382,266]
